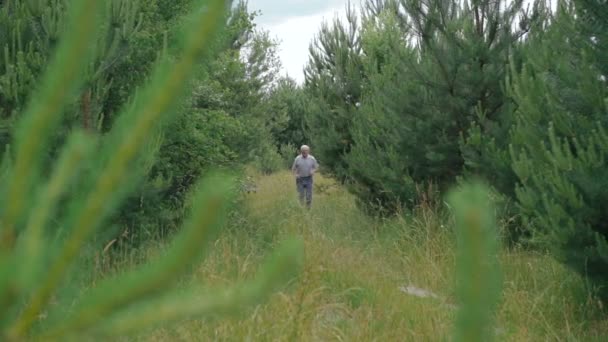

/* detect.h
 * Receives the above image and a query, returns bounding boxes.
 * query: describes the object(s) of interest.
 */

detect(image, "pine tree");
[508,0,608,286]
[303,3,363,180]
[0,0,62,141]
[401,0,535,188]
[346,7,422,210]
[78,0,143,132]
[334,0,535,210]
[0,0,146,151]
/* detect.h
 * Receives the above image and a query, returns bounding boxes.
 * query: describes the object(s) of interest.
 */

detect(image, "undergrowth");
[107,171,608,341]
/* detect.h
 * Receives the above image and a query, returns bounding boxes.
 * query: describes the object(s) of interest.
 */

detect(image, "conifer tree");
[508,0,608,285]
[303,3,363,179]
[405,0,535,185]
[346,7,422,210]
[78,0,143,132]
[338,0,536,209]
[0,0,61,144]
[0,0,145,144]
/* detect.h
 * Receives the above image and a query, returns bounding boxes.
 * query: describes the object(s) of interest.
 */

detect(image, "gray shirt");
[292,155,318,178]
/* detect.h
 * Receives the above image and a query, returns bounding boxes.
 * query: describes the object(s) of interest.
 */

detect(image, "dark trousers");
[296,176,313,208]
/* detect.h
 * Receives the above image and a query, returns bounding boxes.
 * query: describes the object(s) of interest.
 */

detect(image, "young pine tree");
[343,0,534,210]
[303,4,364,180]
[508,0,608,288]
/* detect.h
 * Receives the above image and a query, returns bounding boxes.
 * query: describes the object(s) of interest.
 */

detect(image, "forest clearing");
[135,171,608,341]
[0,0,607,340]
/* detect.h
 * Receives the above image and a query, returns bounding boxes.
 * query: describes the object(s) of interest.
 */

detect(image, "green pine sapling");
[448,181,502,342]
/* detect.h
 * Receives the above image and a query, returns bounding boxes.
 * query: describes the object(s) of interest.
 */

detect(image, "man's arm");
[311,157,319,174]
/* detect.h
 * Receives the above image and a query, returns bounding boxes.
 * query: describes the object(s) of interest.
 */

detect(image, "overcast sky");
[246,1,554,83]
[248,0,353,83]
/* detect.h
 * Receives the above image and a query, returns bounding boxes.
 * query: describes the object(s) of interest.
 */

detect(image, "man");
[291,145,318,209]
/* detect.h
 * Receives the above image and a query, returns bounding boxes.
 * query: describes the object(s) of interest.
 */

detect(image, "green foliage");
[299,0,608,295]
[458,0,552,199]
[250,76,312,174]
[279,142,298,169]
[346,8,420,211]
[448,181,501,342]
[127,2,286,234]
[0,0,64,122]
[304,4,363,179]
[302,0,537,210]
[251,136,284,175]
[266,76,308,148]
[0,0,303,339]
[0,0,288,244]
[0,0,162,136]
[507,0,608,286]
[0,0,286,243]
[0,0,104,247]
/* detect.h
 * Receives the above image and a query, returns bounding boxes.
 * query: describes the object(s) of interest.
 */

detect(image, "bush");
[107,1,286,243]
[251,138,284,175]
[116,107,248,241]
[279,143,298,169]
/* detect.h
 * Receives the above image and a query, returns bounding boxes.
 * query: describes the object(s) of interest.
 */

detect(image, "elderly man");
[291,145,318,208]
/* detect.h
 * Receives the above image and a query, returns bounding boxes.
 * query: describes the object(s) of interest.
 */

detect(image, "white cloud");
[249,0,348,25]
[250,0,553,84]
[256,2,354,83]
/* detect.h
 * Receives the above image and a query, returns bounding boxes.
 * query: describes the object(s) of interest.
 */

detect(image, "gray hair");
[300,145,310,151]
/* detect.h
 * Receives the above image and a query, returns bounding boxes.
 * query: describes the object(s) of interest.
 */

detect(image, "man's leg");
[296,178,305,205]
[305,177,313,208]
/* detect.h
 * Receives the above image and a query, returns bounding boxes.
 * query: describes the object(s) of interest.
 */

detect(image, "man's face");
[301,148,309,157]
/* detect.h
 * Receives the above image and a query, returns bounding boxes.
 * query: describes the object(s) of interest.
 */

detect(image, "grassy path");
[142,171,607,341]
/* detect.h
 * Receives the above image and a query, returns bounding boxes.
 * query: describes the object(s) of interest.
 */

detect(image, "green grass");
[98,170,608,341]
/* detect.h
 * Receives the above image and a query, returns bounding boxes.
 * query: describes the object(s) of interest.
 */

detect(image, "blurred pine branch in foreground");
[0,0,303,340]
[448,181,502,342]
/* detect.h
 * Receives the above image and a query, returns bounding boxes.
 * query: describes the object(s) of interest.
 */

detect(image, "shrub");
[107,1,284,243]
[251,137,284,175]
[279,143,298,169]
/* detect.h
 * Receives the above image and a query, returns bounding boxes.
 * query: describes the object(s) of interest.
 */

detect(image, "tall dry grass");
[113,171,607,341]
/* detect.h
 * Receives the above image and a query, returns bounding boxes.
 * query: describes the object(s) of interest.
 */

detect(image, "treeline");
[289,0,608,291]
[0,0,296,244]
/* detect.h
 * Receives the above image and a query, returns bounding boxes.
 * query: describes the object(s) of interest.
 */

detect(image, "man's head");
[300,145,310,157]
